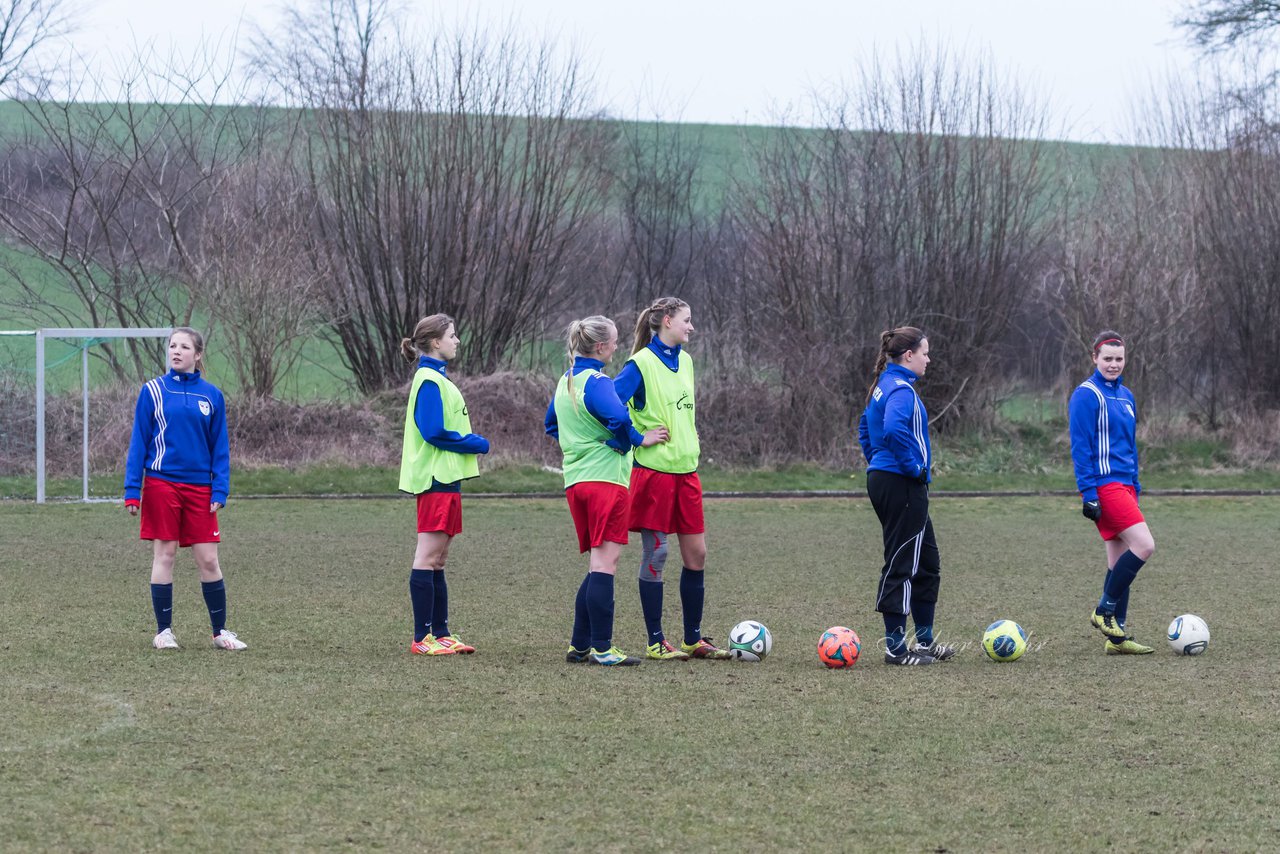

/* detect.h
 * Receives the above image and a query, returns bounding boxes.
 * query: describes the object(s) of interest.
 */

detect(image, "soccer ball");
[817,626,861,668]
[1167,614,1210,656]
[728,620,773,662]
[982,620,1028,662]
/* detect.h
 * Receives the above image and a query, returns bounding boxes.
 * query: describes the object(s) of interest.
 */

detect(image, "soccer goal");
[27,327,173,504]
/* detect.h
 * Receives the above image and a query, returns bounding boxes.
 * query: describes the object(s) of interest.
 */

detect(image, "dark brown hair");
[1091,329,1125,355]
[866,326,926,405]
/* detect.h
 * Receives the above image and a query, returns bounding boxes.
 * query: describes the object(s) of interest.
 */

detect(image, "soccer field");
[2,496,1278,850]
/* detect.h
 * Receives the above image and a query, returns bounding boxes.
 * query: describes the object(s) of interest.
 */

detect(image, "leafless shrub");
[728,44,1055,438]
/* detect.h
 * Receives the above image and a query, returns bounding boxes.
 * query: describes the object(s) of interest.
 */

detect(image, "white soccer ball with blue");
[982,619,1028,662]
[728,620,773,662]
[1167,614,1210,656]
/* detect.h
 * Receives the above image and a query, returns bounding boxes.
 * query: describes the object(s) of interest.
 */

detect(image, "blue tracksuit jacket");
[1068,369,1141,502]
[124,369,231,505]
[859,364,931,482]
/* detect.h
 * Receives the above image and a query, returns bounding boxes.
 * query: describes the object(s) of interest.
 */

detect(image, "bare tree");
[608,117,705,309]
[0,0,74,89]
[0,51,273,380]
[257,2,611,392]
[184,138,328,397]
[1044,147,1213,418]
[1178,0,1280,51]
[729,44,1055,433]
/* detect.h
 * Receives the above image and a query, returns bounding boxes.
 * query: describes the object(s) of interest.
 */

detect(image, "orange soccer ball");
[817,626,861,669]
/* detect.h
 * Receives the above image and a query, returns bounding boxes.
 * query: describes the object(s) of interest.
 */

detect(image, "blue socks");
[679,567,704,646]
[201,579,227,635]
[884,613,909,656]
[151,583,173,632]
[1103,568,1133,625]
[586,571,615,652]
[912,599,936,647]
[639,578,665,645]
[409,569,434,642]
[571,574,591,651]
[431,569,449,638]
[1099,550,1145,615]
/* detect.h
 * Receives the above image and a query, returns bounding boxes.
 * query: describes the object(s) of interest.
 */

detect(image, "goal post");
[33,327,173,504]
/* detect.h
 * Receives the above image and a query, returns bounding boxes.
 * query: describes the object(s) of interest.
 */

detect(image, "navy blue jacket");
[1069,369,1140,502]
[124,369,231,505]
[858,364,931,482]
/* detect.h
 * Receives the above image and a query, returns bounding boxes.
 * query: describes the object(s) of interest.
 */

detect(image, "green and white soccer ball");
[1167,614,1210,656]
[982,619,1028,662]
[728,620,773,662]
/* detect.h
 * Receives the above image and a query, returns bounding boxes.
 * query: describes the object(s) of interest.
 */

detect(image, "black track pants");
[866,470,940,616]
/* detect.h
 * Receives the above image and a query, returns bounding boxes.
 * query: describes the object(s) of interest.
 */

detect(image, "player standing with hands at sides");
[124,327,246,651]
[400,314,490,656]
[546,316,669,666]
[614,297,729,661]
[858,327,957,666]
[1069,330,1156,655]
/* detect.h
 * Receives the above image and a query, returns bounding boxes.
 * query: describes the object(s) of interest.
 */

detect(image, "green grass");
[7,451,1280,502]
[1,496,1278,849]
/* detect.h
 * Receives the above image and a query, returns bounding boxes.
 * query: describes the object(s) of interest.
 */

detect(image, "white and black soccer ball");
[728,620,773,662]
[1167,614,1210,656]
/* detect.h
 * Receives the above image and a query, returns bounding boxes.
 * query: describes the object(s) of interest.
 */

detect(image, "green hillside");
[1,99,1145,398]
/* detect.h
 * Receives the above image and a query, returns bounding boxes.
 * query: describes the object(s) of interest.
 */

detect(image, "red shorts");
[416,492,462,536]
[628,467,705,534]
[139,476,220,547]
[1094,482,1145,540]
[566,482,630,553]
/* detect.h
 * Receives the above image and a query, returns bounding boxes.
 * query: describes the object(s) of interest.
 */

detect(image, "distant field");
[1,496,1277,849]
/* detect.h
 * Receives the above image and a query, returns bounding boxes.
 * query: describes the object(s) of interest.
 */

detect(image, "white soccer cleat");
[153,628,180,650]
[212,629,248,650]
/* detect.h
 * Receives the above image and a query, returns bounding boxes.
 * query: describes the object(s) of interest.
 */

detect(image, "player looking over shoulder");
[124,327,246,652]
[614,297,730,661]
[546,315,668,666]
[400,314,490,656]
[1069,330,1156,655]
[858,326,957,666]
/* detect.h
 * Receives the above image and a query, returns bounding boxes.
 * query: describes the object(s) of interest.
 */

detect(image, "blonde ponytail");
[565,316,617,410]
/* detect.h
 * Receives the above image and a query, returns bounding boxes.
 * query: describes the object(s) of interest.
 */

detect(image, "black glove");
[1081,499,1102,521]
[917,466,929,484]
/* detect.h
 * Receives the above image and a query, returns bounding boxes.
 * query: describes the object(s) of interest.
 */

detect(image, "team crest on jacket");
[199,400,211,417]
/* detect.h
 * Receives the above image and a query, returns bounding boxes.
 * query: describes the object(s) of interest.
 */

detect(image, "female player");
[1069,330,1155,654]
[124,327,246,651]
[614,297,728,661]
[546,316,668,666]
[857,326,957,666]
[400,314,490,656]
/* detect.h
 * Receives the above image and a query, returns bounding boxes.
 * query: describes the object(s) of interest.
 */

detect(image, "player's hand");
[1081,500,1102,521]
[640,427,669,447]
[126,503,139,517]
[210,502,223,513]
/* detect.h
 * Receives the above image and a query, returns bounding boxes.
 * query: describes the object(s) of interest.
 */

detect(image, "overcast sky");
[69,0,1204,144]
